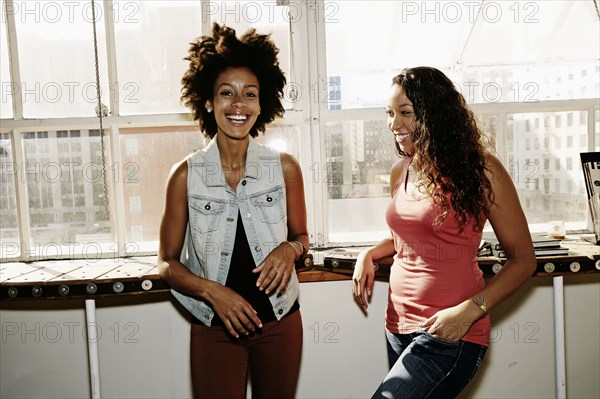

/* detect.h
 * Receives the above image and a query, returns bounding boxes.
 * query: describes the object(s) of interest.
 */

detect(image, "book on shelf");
[482,233,563,251]
[493,246,570,259]
[581,152,600,245]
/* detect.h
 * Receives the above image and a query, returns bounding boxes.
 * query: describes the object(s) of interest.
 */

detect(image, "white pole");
[85,299,102,399]
[553,276,567,398]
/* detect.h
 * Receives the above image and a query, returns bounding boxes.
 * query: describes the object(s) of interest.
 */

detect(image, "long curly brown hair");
[180,23,286,138]
[392,67,494,231]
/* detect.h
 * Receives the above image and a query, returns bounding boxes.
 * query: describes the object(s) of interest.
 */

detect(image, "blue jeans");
[371,330,487,399]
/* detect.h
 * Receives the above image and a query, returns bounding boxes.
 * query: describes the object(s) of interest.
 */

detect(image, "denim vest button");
[204,203,211,210]
[278,309,284,315]
[255,246,261,252]
[244,212,251,219]
[266,196,273,202]
[242,180,247,186]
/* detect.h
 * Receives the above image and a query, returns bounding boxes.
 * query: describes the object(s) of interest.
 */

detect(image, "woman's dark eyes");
[219,91,257,98]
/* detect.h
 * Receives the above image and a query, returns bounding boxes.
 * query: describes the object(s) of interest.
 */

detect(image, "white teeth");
[227,114,248,121]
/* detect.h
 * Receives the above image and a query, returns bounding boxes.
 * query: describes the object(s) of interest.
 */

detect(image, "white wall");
[1,275,599,399]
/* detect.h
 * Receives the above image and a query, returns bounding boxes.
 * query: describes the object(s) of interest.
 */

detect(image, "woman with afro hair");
[158,23,307,399]
[352,67,536,398]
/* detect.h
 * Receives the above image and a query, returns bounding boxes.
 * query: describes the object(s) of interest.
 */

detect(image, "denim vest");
[172,135,300,326]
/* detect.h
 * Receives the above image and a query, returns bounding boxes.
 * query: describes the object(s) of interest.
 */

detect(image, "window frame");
[1,0,599,262]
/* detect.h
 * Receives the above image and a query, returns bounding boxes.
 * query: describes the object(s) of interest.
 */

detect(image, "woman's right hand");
[206,282,263,338]
[352,250,376,310]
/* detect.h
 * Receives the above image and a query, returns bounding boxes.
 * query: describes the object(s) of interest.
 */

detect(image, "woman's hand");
[253,242,297,295]
[421,300,483,342]
[206,282,263,338]
[352,250,376,310]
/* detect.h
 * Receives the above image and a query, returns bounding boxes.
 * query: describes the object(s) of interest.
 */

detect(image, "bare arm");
[424,154,536,340]
[157,159,206,296]
[157,159,262,338]
[475,154,536,310]
[352,159,405,309]
[254,152,309,295]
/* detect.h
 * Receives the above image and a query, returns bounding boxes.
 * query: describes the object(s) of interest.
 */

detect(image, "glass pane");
[506,111,589,231]
[210,0,293,109]
[119,124,300,252]
[254,124,301,161]
[594,110,600,151]
[0,133,20,260]
[479,114,497,152]
[114,1,202,115]
[324,119,398,243]
[13,0,109,118]
[21,129,114,257]
[1,6,13,119]
[325,1,599,108]
[119,126,205,251]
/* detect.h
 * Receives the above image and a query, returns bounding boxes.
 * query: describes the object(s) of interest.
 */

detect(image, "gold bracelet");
[283,241,301,259]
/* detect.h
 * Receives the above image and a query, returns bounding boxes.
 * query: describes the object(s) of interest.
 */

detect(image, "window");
[0,133,19,258]
[12,1,109,118]
[1,1,599,261]
[508,111,591,225]
[114,1,203,115]
[129,197,142,214]
[20,129,112,254]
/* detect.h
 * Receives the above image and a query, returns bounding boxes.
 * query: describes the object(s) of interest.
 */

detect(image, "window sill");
[2,236,599,301]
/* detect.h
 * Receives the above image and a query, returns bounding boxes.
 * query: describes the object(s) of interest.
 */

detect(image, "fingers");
[366,274,375,298]
[352,273,371,310]
[255,256,293,295]
[256,262,275,291]
[223,308,263,338]
[421,315,435,329]
[260,264,291,295]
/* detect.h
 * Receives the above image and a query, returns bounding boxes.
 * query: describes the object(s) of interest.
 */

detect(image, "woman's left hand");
[421,300,483,342]
[253,243,297,295]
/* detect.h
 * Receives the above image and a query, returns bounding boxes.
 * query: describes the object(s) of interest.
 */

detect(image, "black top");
[196,212,298,326]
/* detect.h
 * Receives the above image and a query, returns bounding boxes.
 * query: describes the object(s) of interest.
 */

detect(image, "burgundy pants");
[190,310,303,399]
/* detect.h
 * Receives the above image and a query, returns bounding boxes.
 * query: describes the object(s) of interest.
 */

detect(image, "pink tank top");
[385,157,490,346]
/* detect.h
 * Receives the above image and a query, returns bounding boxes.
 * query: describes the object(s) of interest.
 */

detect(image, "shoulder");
[389,158,406,194]
[391,158,405,177]
[280,151,300,169]
[167,158,189,189]
[279,152,303,184]
[483,152,510,184]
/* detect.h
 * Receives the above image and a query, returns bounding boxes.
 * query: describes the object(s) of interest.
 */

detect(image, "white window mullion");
[496,111,507,163]
[108,125,126,257]
[4,0,23,120]
[10,130,32,261]
[587,105,597,151]
[302,0,328,248]
[286,0,316,249]
[103,0,120,116]
[201,0,212,35]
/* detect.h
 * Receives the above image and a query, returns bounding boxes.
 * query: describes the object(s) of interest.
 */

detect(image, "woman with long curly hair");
[158,23,307,399]
[352,67,536,398]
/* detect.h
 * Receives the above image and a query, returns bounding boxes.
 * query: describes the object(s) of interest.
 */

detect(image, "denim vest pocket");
[189,195,227,234]
[249,186,285,224]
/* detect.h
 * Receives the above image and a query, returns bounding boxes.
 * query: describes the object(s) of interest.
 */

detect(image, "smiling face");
[208,67,261,141]
[386,84,416,155]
